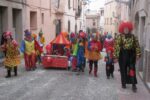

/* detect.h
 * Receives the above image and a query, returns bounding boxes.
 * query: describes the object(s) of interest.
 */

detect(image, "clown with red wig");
[0,31,20,78]
[20,30,42,71]
[114,21,141,92]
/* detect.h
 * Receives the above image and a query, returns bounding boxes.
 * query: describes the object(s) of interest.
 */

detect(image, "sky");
[88,0,105,10]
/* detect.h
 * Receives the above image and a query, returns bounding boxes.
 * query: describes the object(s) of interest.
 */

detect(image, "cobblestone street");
[0,58,149,100]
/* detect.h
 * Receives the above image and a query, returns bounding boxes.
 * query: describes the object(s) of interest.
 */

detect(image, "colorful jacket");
[20,39,42,55]
[114,34,141,58]
[86,40,102,60]
[104,38,114,50]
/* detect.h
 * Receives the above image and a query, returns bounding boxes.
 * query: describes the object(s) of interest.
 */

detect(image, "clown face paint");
[124,27,129,34]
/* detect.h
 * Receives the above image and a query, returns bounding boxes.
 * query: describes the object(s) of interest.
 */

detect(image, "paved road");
[0,59,149,100]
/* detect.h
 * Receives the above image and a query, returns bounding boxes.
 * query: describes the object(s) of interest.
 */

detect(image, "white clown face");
[124,27,129,34]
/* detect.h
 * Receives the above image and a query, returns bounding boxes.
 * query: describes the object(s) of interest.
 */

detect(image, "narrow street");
[0,56,149,100]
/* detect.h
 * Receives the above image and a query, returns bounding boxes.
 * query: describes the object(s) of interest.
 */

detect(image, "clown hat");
[39,29,43,35]
[32,33,37,40]
[24,29,31,36]
[79,32,86,38]
[3,31,12,38]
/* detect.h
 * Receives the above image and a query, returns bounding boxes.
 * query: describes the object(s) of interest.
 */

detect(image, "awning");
[50,34,70,45]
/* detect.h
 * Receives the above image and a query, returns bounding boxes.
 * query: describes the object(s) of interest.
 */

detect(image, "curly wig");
[118,21,134,33]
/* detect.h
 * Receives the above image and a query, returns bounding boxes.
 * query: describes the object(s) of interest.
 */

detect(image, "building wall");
[85,10,101,34]
[50,0,82,35]
[25,0,52,45]
[86,15,100,32]
[129,0,150,90]
[104,0,117,35]
[99,8,105,34]
[0,0,24,43]
[0,0,83,51]
[63,0,75,33]
[0,0,24,58]
[104,0,130,36]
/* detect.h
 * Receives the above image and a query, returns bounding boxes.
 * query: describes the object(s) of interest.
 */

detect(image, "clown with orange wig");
[32,33,43,64]
[0,31,20,78]
[114,21,141,92]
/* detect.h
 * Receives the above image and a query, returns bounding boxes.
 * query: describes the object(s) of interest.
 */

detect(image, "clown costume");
[20,30,41,71]
[0,31,20,78]
[86,33,102,77]
[114,21,141,92]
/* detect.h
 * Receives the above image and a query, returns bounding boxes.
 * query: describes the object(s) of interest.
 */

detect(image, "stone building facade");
[104,0,130,36]
[0,0,83,50]
[0,0,24,58]
[86,10,100,33]
[129,0,150,91]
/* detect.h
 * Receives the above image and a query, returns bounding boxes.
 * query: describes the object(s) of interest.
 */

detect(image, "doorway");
[12,9,23,44]
[0,6,8,58]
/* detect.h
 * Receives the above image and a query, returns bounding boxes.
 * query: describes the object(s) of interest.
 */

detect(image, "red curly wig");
[118,21,134,33]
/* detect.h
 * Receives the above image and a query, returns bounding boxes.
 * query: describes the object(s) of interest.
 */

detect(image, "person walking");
[114,21,141,92]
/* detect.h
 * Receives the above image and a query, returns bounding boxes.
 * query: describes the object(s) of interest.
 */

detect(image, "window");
[41,13,44,24]
[93,19,96,26]
[56,20,61,36]
[30,11,37,30]
[75,24,77,34]
[106,18,108,25]
[57,0,60,8]
[68,0,71,9]
[73,0,75,10]
[133,0,135,6]
[68,20,70,33]
[55,0,60,8]
[93,22,95,26]
[110,18,112,25]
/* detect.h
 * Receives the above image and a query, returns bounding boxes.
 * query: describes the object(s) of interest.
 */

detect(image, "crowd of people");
[0,21,141,93]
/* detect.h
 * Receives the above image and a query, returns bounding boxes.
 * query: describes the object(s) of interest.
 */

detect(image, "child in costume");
[87,33,102,77]
[76,32,87,74]
[20,30,41,71]
[32,33,43,65]
[76,38,85,73]
[114,21,141,92]
[70,33,78,71]
[37,30,45,64]
[104,47,114,79]
[0,31,20,78]
[64,47,71,70]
